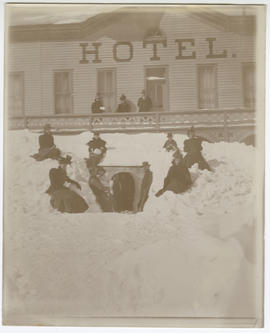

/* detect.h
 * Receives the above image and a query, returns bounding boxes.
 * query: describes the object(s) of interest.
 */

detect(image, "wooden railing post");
[89,115,92,131]
[156,112,160,131]
[224,110,229,141]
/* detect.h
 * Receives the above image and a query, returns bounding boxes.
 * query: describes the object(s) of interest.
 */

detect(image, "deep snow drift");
[4,130,258,321]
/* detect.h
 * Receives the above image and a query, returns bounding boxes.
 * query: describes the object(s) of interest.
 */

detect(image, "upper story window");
[145,66,168,111]
[54,70,73,114]
[242,63,255,108]
[8,72,24,117]
[197,64,218,109]
[97,69,116,113]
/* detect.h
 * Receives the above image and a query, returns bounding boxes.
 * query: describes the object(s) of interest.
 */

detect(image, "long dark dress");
[32,133,61,161]
[156,162,191,197]
[183,137,211,171]
[47,167,88,213]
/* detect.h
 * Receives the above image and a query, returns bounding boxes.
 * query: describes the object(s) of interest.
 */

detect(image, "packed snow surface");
[4,130,258,321]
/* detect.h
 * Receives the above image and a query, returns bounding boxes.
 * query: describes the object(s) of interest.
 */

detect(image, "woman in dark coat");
[116,94,131,113]
[31,124,61,161]
[155,156,192,197]
[183,127,211,171]
[46,155,88,213]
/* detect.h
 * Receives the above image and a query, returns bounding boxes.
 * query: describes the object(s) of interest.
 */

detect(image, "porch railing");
[8,108,255,132]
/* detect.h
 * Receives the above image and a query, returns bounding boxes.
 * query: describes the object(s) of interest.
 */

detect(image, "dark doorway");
[112,172,135,212]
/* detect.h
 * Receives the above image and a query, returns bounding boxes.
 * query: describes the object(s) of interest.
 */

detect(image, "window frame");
[242,62,256,109]
[96,68,117,113]
[8,71,25,117]
[144,65,169,112]
[197,63,218,110]
[53,69,73,115]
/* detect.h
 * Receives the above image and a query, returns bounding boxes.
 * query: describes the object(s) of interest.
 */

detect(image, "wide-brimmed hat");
[44,123,51,130]
[58,155,72,165]
[120,94,126,101]
[142,161,150,167]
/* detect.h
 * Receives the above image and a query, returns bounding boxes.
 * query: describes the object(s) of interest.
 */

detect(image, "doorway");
[111,172,135,212]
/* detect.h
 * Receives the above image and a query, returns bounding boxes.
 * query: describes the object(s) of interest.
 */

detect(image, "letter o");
[113,42,133,62]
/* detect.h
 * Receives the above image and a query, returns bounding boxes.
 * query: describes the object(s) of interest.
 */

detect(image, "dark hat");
[120,94,126,101]
[44,123,51,130]
[142,161,150,167]
[58,155,72,165]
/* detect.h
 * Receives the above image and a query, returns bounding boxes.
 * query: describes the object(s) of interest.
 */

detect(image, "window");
[54,71,73,114]
[197,64,218,109]
[97,69,116,112]
[242,63,255,108]
[8,72,24,117]
[145,67,168,111]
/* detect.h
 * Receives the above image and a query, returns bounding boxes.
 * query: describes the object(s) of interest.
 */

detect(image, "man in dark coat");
[87,132,107,154]
[116,94,131,113]
[31,124,61,161]
[137,90,152,112]
[183,126,211,171]
[91,94,105,113]
[46,155,88,213]
[86,132,107,169]
[137,161,153,212]
[155,156,192,197]
[163,133,178,152]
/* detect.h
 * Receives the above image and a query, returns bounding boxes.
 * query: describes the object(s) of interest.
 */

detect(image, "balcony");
[8,108,255,133]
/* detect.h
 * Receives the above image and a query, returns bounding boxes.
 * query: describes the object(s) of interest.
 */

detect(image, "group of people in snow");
[91,90,152,114]
[156,127,211,197]
[31,124,211,214]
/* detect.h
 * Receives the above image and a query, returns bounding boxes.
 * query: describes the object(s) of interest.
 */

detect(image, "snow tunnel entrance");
[111,172,135,212]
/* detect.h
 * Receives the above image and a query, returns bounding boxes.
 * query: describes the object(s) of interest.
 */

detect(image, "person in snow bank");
[86,132,107,168]
[155,155,192,197]
[46,155,88,213]
[88,166,113,212]
[31,123,61,161]
[116,94,131,113]
[163,133,178,152]
[137,90,152,112]
[91,94,105,113]
[183,126,211,171]
[137,161,153,212]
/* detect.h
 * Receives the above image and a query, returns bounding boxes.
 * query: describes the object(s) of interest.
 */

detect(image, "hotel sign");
[79,38,228,64]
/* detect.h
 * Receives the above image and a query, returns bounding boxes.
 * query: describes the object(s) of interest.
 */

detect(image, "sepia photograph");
[2,2,266,328]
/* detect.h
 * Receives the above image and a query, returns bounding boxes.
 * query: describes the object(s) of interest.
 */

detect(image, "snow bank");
[4,130,257,320]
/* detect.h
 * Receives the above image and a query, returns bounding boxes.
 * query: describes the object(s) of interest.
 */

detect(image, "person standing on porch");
[116,94,131,113]
[91,94,105,113]
[137,90,152,112]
